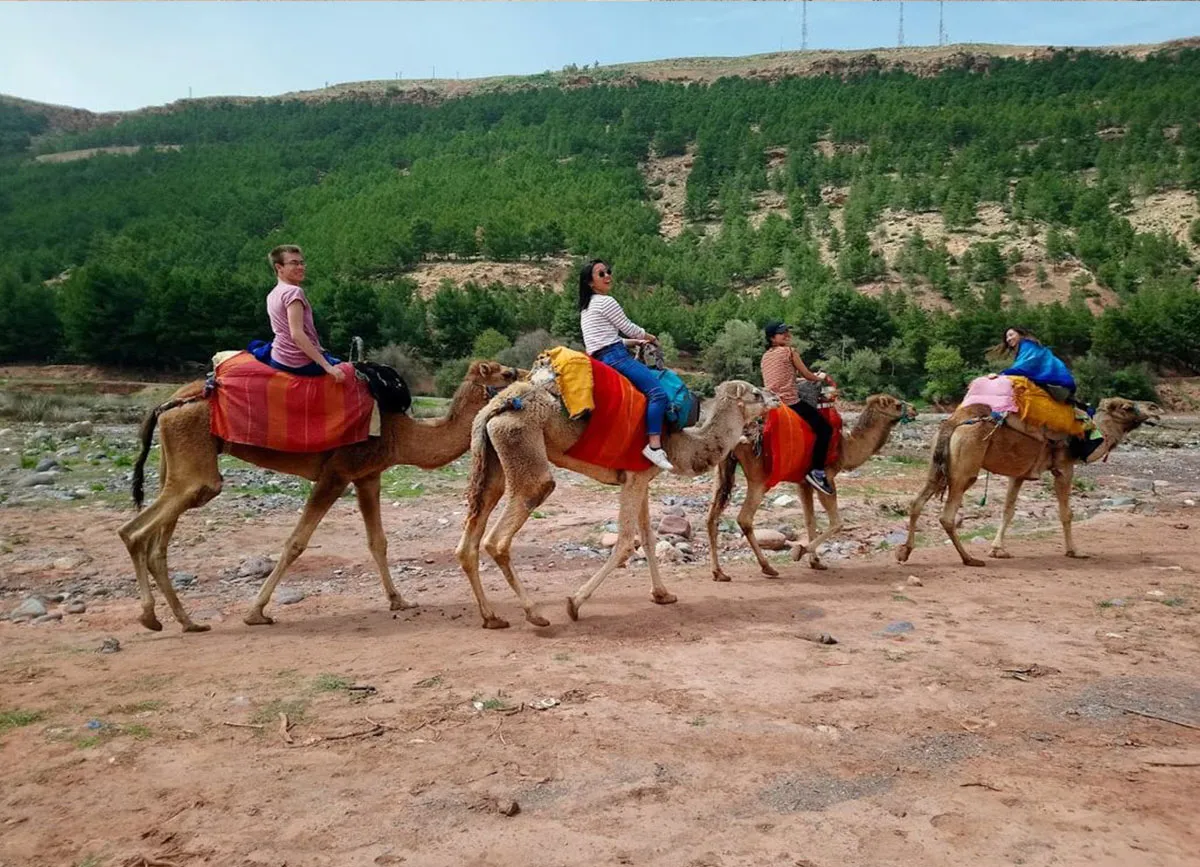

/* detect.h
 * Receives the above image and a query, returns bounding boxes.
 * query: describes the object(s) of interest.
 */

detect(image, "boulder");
[657,514,692,540]
[755,529,789,551]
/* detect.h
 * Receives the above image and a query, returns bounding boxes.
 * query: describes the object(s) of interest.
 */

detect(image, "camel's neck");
[385,380,490,470]
[665,399,746,477]
[1087,413,1134,464]
[834,406,902,472]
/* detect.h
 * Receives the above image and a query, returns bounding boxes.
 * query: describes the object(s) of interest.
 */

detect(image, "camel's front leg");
[1052,468,1084,558]
[244,475,348,625]
[354,474,415,612]
[705,459,734,582]
[638,485,675,605]
[455,452,510,629]
[483,475,554,628]
[568,476,652,621]
[941,475,985,567]
[794,485,840,571]
[989,477,1024,559]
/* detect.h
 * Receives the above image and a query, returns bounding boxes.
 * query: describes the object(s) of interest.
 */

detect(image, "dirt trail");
[1,420,1198,867]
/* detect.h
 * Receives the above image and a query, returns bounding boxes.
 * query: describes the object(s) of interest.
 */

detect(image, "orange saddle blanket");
[564,358,654,472]
[761,405,844,491]
[209,351,376,453]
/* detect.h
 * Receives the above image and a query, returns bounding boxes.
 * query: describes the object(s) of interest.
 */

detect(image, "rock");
[883,530,908,546]
[1124,478,1154,492]
[17,472,57,488]
[171,571,197,588]
[777,526,798,542]
[772,494,798,508]
[1185,499,1197,507]
[599,532,620,548]
[755,529,788,551]
[661,505,686,518]
[53,554,90,571]
[97,637,121,653]
[236,556,276,580]
[498,800,520,817]
[1102,496,1137,508]
[0,428,12,437]
[35,457,59,472]
[57,445,81,457]
[1153,480,1171,495]
[10,597,48,620]
[65,599,87,614]
[881,621,915,635]
[657,514,692,540]
[34,612,64,624]
[63,421,93,438]
[277,589,306,605]
[906,575,923,587]
[675,542,694,556]
[654,540,680,562]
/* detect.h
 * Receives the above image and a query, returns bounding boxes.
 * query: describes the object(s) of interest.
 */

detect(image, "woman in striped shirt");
[578,259,673,471]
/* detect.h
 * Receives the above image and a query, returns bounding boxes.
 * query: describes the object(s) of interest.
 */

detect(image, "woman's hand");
[987,373,999,380]
[643,333,658,344]
[815,371,828,381]
[328,365,346,384]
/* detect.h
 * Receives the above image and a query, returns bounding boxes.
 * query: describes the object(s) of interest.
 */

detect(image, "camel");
[706,394,917,579]
[455,377,779,628]
[118,360,519,632]
[895,397,1159,566]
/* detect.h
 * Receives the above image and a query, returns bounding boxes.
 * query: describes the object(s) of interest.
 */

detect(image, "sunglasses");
[595,268,612,278]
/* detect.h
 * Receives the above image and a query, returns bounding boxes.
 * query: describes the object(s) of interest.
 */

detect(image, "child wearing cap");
[760,321,834,495]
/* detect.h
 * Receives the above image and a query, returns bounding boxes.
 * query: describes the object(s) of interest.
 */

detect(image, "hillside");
[1,39,1199,404]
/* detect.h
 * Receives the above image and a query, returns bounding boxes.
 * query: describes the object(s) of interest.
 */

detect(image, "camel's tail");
[131,395,205,509]
[713,450,739,517]
[928,405,990,498]
[464,383,532,523]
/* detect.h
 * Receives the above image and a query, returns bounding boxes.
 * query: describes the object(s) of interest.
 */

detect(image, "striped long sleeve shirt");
[580,294,647,355]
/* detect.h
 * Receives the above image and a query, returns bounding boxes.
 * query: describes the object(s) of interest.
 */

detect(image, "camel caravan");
[121,252,1161,632]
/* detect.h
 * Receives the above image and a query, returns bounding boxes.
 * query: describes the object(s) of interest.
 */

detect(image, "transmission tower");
[938,0,946,47]
[801,0,808,51]
[898,0,905,48]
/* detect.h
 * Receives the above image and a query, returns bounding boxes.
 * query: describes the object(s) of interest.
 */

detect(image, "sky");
[2,2,1200,112]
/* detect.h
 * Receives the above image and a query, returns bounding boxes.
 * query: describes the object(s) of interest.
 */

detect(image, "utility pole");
[898,0,905,48]
[801,0,808,51]
[939,0,946,46]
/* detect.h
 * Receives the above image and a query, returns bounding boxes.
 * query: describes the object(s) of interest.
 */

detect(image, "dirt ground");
[1,417,1199,867]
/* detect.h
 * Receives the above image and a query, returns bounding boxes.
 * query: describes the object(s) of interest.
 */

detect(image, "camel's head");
[714,380,780,423]
[864,393,918,423]
[1097,398,1161,432]
[468,361,521,390]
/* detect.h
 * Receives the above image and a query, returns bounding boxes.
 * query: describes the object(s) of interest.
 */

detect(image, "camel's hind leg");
[989,477,1025,559]
[118,432,222,632]
[568,477,651,621]
[939,472,985,567]
[455,452,511,629]
[354,474,414,612]
[244,474,348,625]
[638,487,675,605]
[705,460,734,582]
[896,476,942,564]
[736,478,778,578]
[482,473,554,629]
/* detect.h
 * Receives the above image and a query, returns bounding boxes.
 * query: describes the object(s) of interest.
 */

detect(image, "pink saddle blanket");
[962,375,1018,415]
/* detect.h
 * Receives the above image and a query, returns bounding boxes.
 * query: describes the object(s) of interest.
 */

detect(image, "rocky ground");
[1,414,1198,867]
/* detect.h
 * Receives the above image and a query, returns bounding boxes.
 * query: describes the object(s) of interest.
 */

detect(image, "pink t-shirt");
[267,281,323,369]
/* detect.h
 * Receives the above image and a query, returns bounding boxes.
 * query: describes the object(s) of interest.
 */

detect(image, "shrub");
[471,328,511,360]
[702,320,761,384]
[922,343,967,404]
[434,357,471,398]
[496,329,562,370]
[369,343,431,392]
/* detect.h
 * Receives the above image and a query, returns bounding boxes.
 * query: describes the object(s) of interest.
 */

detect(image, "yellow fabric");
[541,346,595,419]
[1007,376,1086,437]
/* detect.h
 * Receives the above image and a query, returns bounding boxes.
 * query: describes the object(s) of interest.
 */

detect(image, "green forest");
[2,47,1200,403]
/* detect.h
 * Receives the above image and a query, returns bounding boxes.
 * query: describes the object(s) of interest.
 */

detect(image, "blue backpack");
[635,343,700,431]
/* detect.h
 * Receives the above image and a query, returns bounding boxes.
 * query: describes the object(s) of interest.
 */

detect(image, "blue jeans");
[249,339,340,377]
[593,343,669,438]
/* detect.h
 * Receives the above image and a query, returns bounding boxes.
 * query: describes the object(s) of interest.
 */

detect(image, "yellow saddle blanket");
[1007,376,1086,438]
[538,345,595,419]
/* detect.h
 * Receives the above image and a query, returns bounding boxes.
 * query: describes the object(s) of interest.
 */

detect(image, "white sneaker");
[642,445,675,471]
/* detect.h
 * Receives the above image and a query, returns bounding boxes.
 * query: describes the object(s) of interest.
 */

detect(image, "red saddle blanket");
[209,351,375,453]
[761,405,843,491]
[565,358,654,472]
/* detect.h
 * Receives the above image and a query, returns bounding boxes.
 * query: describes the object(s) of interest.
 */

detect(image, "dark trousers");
[789,400,832,470]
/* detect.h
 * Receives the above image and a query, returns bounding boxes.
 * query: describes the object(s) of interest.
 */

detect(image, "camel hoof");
[652,590,678,606]
[808,559,828,571]
[790,545,807,561]
[989,548,1012,560]
[182,623,212,634]
[482,615,510,630]
[566,597,580,622]
[762,564,781,579]
[1065,551,1090,560]
[390,598,418,612]
[712,571,731,583]
[139,613,163,632]
[244,611,274,626]
[526,612,550,628]
[895,546,912,563]
[963,558,987,568]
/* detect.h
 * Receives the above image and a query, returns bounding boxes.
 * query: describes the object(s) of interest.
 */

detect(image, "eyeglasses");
[595,269,612,278]
[282,259,305,266]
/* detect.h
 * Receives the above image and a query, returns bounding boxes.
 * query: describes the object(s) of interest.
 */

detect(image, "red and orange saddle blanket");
[207,351,378,452]
[761,404,844,491]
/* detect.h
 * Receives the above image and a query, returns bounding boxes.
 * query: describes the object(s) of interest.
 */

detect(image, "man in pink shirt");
[264,245,344,382]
